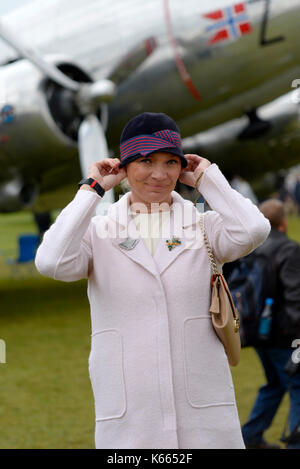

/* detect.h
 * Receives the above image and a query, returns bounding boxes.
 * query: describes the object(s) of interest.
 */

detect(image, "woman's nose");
[151,166,168,179]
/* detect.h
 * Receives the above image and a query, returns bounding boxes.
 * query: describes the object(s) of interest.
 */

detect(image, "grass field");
[0,210,299,449]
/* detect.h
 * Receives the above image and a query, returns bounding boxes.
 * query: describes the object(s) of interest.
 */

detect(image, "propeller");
[0,18,116,210]
[78,114,113,210]
[0,19,80,92]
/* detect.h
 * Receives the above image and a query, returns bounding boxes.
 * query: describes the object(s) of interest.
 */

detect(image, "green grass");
[0,278,94,449]
[286,214,300,243]
[0,210,299,448]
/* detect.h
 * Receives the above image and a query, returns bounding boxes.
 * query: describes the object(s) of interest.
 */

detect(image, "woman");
[35,112,270,449]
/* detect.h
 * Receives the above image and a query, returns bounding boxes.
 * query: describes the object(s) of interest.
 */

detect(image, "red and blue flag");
[204,3,252,45]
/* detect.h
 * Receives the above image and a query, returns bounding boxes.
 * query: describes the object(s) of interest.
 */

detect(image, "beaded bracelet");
[194,171,204,189]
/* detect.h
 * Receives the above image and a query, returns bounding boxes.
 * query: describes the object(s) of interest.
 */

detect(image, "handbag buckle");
[234,318,240,333]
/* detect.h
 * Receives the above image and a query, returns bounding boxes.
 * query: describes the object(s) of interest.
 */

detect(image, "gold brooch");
[166,237,181,251]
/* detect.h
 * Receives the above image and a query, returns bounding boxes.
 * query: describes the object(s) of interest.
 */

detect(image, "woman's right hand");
[81,158,127,192]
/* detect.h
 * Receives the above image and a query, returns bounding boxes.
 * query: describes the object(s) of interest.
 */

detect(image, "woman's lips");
[146,184,166,189]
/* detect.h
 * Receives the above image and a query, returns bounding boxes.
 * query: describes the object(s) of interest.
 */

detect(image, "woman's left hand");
[179,154,211,188]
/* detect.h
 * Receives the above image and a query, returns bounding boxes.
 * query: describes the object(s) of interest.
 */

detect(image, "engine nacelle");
[0,56,105,194]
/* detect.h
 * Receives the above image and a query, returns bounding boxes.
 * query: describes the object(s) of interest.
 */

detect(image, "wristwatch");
[78,178,105,197]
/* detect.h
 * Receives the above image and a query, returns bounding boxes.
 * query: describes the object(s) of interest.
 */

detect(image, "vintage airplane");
[0,0,300,225]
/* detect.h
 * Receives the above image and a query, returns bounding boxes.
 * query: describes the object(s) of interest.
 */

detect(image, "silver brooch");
[118,238,140,250]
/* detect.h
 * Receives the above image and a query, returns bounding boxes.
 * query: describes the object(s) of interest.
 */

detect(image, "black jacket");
[255,228,300,347]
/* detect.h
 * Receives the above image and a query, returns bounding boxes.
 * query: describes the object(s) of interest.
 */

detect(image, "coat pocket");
[89,329,126,421]
[183,317,235,408]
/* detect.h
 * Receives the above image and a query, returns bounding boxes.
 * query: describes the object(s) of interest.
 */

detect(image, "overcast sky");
[0,0,33,16]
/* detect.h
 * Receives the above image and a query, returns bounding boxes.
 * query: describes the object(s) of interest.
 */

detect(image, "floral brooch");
[166,237,181,251]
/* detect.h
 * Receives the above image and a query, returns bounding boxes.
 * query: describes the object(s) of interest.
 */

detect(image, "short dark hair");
[258,199,286,228]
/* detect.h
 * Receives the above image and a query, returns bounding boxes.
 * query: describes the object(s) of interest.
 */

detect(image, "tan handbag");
[199,214,241,366]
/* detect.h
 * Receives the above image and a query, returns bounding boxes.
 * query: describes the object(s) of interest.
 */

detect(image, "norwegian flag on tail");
[204,3,252,45]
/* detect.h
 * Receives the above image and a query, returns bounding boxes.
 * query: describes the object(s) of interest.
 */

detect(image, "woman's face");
[126,152,182,208]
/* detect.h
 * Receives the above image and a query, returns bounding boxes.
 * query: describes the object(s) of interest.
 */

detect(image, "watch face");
[79,178,91,185]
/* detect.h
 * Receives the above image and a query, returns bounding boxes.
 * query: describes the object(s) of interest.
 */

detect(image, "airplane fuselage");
[0,0,300,211]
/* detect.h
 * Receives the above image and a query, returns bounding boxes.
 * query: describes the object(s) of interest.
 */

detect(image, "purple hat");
[119,112,188,168]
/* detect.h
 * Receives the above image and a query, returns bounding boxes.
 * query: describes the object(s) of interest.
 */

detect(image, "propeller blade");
[0,19,80,91]
[78,115,115,210]
[75,80,116,114]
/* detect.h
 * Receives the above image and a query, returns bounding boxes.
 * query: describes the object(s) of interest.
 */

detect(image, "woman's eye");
[168,159,178,165]
[140,159,151,164]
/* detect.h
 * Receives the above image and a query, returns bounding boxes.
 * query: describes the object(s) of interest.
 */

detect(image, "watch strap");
[78,178,105,197]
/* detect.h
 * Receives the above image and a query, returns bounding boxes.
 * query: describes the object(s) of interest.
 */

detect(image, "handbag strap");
[199,214,219,276]
[199,211,240,334]
[200,213,240,332]
[193,176,219,277]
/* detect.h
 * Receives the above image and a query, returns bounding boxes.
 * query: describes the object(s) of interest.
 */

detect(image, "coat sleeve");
[35,190,101,282]
[198,164,271,264]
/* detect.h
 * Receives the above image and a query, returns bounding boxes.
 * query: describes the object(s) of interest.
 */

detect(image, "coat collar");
[107,190,202,228]
[106,191,203,278]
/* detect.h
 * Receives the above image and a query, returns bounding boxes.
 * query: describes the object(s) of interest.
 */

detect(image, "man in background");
[242,199,300,449]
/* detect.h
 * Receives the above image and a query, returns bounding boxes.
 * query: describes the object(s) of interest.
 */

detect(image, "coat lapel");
[153,235,186,275]
[153,192,203,275]
[107,191,203,278]
[108,192,159,277]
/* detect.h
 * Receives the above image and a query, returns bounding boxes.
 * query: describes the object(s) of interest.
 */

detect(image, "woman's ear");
[179,164,188,176]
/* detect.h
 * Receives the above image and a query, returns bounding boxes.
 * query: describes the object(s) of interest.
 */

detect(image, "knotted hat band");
[120,129,186,166]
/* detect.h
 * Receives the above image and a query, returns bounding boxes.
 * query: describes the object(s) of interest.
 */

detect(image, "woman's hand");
[178,154,211,188]
[81,158,127,192]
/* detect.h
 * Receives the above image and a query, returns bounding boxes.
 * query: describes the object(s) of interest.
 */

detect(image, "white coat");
[35,164,270,449]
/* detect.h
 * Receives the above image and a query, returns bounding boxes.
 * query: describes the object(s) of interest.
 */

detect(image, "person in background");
[294,174,300,215]
[241,199,300,449]
[231,175,258,205]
